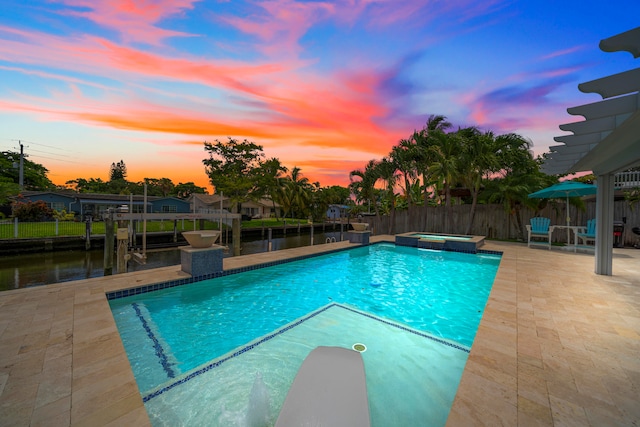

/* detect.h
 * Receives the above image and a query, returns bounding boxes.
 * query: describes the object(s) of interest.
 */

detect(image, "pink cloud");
[0,19,402,153]
[541,45,588,60]
[218,0,335,57]
[0,25,290,95]
[337,0,510,28]
[54,0,200,45]
[0,2,426,187]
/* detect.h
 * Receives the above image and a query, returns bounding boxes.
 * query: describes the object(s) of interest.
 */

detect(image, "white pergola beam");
[600,27,640,58]
[568,92,640,119]
[558,115,622,135]
[578,67,640,99]
[553,133,602,146]
[541,26,640,276]
[569,111,640,175]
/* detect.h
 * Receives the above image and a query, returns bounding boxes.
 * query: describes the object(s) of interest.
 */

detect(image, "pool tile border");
[141,303,470,403]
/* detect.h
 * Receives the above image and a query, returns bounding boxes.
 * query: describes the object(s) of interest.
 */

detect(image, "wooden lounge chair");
[275,346,370,427]
[577,219,596,246]
[526,217,554,250]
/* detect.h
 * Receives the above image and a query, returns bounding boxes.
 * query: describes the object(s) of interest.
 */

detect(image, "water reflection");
[0,231,344,291]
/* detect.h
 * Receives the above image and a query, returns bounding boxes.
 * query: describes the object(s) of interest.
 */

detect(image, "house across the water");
[16,191,191,219]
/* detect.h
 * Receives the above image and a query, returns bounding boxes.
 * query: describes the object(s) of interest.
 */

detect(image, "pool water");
[143,304,470,427]
[109,243,501,426]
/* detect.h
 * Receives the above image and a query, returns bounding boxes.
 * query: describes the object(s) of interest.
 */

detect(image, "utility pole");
[19,141,24,191]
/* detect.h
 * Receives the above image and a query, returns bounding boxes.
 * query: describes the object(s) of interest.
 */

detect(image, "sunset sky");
[1,1,638,193]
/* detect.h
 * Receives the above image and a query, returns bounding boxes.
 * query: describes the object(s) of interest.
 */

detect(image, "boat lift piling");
[108,211,242,273]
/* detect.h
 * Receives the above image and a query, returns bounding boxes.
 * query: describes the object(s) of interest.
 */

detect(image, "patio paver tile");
[0,237,638,426]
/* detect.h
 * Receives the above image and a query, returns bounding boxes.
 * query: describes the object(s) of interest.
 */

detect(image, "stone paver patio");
[0,237,638,426]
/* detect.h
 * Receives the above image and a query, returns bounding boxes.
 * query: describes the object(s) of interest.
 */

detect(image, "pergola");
[542,27,640,275]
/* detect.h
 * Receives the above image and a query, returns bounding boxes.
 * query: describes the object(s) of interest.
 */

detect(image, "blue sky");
[1,0,638,191]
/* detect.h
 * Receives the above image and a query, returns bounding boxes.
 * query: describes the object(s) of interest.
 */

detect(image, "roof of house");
[189,194,280,208]
[189,193,227,204]
[242,198,281,208]
[18,190,188,203]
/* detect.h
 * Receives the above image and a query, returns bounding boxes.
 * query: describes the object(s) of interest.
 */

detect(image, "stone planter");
[351,223,369,232]
[182,230,221,248]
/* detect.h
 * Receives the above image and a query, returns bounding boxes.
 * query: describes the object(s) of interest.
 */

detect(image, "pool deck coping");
[0,236,639,426]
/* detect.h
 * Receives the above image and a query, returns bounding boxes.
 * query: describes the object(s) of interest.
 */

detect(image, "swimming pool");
[109,243,501,426]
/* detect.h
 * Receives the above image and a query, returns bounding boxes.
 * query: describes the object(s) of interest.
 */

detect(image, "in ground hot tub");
[395,232,485,252]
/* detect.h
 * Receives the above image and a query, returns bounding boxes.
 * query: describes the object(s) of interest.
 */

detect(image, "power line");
[28,153,86,165]
[13,139,79,153]
[29,148,80,163]
[7,139,83,162]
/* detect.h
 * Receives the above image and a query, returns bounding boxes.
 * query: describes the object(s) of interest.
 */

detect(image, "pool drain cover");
[352,343,367,352]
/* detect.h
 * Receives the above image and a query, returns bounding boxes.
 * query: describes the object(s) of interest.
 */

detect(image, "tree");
[412,115,451,206]
[0,177,20,207]
[142,178,175,197]
[457,128,501,235]
[173,182,207,199]
[482,138,551,240]
[0,150,56,191]
[279,167,313,218]
[256,158,287,220]
[390,139,418,207]
[349,160,381,216]
[65,177,108,193]
[428,129,463,232]
[202,138,267,212]
[311,185,350,221]
[109,160,127,181]
[374,157,400,234]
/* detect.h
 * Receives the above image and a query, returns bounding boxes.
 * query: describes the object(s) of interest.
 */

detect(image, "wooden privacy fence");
[361,200,640,246]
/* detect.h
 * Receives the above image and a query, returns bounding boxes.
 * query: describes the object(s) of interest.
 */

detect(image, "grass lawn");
[0,218,315,239]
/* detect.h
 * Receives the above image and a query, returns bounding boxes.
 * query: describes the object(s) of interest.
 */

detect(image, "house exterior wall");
[150,198,190,213]
[19,193,75,212]
[19,192,192,217]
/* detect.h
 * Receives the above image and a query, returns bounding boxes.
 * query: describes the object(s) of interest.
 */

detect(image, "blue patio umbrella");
[528,180,597,233]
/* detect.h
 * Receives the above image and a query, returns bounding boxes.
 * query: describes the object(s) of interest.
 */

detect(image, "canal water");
[0,231,345,291]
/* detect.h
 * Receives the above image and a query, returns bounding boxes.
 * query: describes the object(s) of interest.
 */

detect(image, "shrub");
[52,209,76,221]
[12,200,54,221]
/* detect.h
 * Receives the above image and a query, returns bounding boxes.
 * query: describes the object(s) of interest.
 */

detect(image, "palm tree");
[349,160,381,216]
[390,139,418,207]
[428,129,463,232]
[374,157,399,234]
[457,128,500,235]
[282,167,312,218]
[412,115,452,206]
[259,158,287,220]
[483,134,547,240]
[425,114,452,133]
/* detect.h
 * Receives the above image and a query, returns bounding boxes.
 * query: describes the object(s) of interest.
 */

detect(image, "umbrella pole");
[566,195,570,245]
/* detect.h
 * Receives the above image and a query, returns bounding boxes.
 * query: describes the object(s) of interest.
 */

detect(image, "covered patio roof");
[541,26,640,275]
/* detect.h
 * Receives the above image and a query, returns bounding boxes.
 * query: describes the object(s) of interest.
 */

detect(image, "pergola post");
[594,174,614,275]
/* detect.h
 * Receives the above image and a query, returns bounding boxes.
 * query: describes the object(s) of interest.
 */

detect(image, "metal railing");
[0,218,222,239]
[615,171,640,189]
